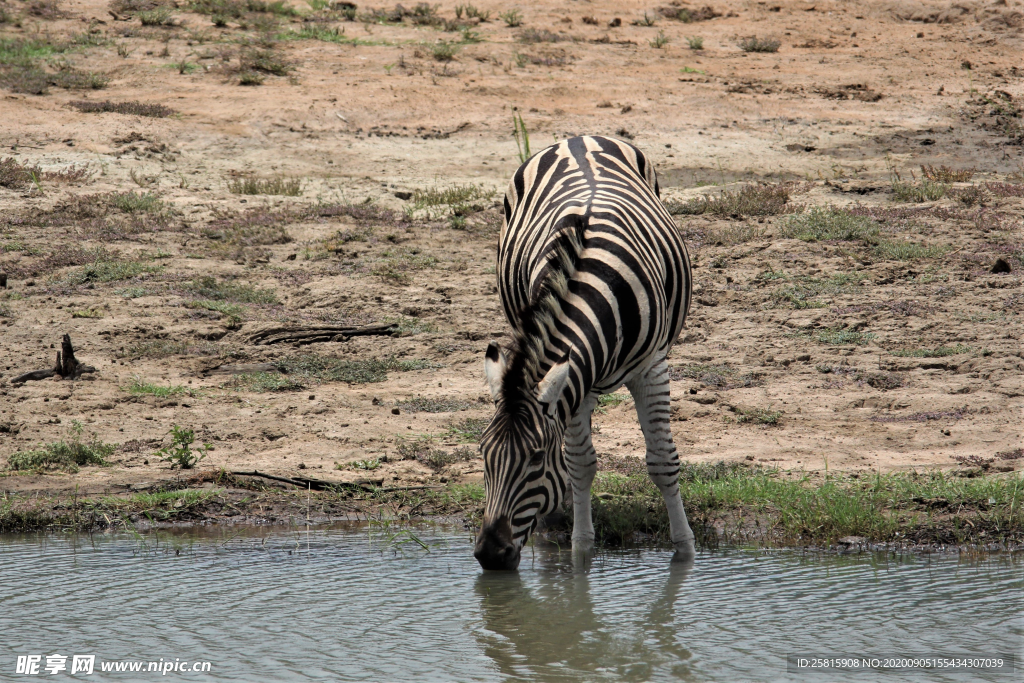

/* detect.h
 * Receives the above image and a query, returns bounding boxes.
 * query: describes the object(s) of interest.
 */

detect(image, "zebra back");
[496,136,692,419]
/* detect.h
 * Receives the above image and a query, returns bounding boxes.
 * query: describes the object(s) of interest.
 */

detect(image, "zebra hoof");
[571,539,595,561]
[671,539,696,564]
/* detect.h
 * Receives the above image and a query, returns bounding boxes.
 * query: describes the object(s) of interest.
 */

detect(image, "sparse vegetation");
[57,260,160,286]
[667,183,792,217]
[127,377,193,397]
[739,36,780,53]
[185,276,278,304]
[872,240,948,261]
[431,40,458,61]
[7,422,114,473]
[341,457,381,471]
[733,406,781,425]
[155,425,211,469]
[446,417,489,443]
[412,183,493,218]
[582,464,1024,547]
[230,355,440,391]
[649,31,669,49]
[767,272,865,309]
[138,7,174,25]
[499,8,521,27]
[686,36,704,50]
[921,165,975,182]
[816,327,875,346]
[633,11,657,26]
[782,206,877,242]
[69,100,176,117]
[891,344,972,358]
[227,176,303,196]
[395,397,475,413]
[369,247,438,284]
[109,190,161,213]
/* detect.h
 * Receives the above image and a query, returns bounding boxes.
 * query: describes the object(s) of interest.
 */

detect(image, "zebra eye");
[528,449,545,466]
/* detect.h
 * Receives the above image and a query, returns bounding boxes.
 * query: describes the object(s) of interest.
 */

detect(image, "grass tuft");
[782,206,877,242]
[816,327,875,346]
[227,176,302,196]
[7,422,114,473]
[738,36,780,52]
[70,100,176,117]
[666,183,792,217]
[891,344,972,358]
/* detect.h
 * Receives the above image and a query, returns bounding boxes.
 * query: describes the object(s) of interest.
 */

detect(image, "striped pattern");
[475,136,696,569]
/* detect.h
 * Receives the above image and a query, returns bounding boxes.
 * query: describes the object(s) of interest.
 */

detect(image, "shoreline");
[3,466,1021,553]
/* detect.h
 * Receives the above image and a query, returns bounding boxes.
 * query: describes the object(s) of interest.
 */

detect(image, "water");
[1,525,1021,682]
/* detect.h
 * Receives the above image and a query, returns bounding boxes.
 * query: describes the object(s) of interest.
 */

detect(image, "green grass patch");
[227,176,302,196]
[185,276,277,304]
[666,183,791,217]
[738,36,779,52]
[733,407,781,425]
[339,457,381,471]
[369,248,438,284]
[230,355,440,391]
[228,371,304,392]
[767,272,865,309]
[598,392,632,408]
[91,489,218,516]
[126,377,193,397]
[782,206,877,242]
[71,308,103,318]
[872,240,948,261]
[891,344,973,358]
[395,397,474,413]
[445,417,489,443]
[185,299,246,323]
[412,183,494,218]
[58,260,159,286]
[892,179,947,203]
[582,465,1024,546]
[816,327,875,346]
[7,422,114,473]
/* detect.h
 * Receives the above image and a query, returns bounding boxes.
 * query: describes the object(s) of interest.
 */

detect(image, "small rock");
[308,394,315,400]
[391,407,401,415]
[286,253,297,261]
[393,190,413,200]
[838,536,867,545]
[372,397,382,405]
[298,463,306,469]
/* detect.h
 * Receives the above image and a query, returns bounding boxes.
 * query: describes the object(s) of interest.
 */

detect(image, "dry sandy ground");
[0,0,1022,498]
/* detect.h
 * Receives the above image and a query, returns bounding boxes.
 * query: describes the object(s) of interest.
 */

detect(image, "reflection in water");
[474,550,694,682]
[1,528,1020,683]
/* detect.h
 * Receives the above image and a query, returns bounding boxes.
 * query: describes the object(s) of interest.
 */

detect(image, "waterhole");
[2,525,1020,681]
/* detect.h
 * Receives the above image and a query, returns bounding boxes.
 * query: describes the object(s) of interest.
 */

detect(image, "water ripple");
[0,529,1020,682]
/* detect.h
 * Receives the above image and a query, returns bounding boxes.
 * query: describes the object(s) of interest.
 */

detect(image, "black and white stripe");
[474,135,696,570]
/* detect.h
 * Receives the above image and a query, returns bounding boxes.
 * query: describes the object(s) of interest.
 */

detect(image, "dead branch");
[228,470,442,493]
[247,323,397,346]
[11,334,95,384]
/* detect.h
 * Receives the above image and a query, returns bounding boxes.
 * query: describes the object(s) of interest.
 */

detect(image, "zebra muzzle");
[474,516,520,571]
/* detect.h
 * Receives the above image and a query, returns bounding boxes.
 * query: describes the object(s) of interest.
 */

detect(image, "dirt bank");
[1,0,1022,509]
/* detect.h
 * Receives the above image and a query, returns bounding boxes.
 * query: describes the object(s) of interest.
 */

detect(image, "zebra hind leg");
[626,358,697,563]
[563,394,599,561]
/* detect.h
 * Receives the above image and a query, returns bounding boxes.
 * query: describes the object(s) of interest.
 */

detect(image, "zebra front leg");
[626,358,696,562]
[563,394,599,559]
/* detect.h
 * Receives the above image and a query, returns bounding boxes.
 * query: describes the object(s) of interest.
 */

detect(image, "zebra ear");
[536,358,570,414]
[484,341,506,401]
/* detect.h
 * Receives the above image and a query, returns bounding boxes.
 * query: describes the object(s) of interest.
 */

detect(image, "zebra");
[473,135,696,571]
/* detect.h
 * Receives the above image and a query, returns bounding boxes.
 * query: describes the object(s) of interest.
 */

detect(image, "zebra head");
[474,341,570,570]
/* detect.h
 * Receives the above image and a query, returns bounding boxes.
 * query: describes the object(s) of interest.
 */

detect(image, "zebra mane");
[500,214,585,411]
